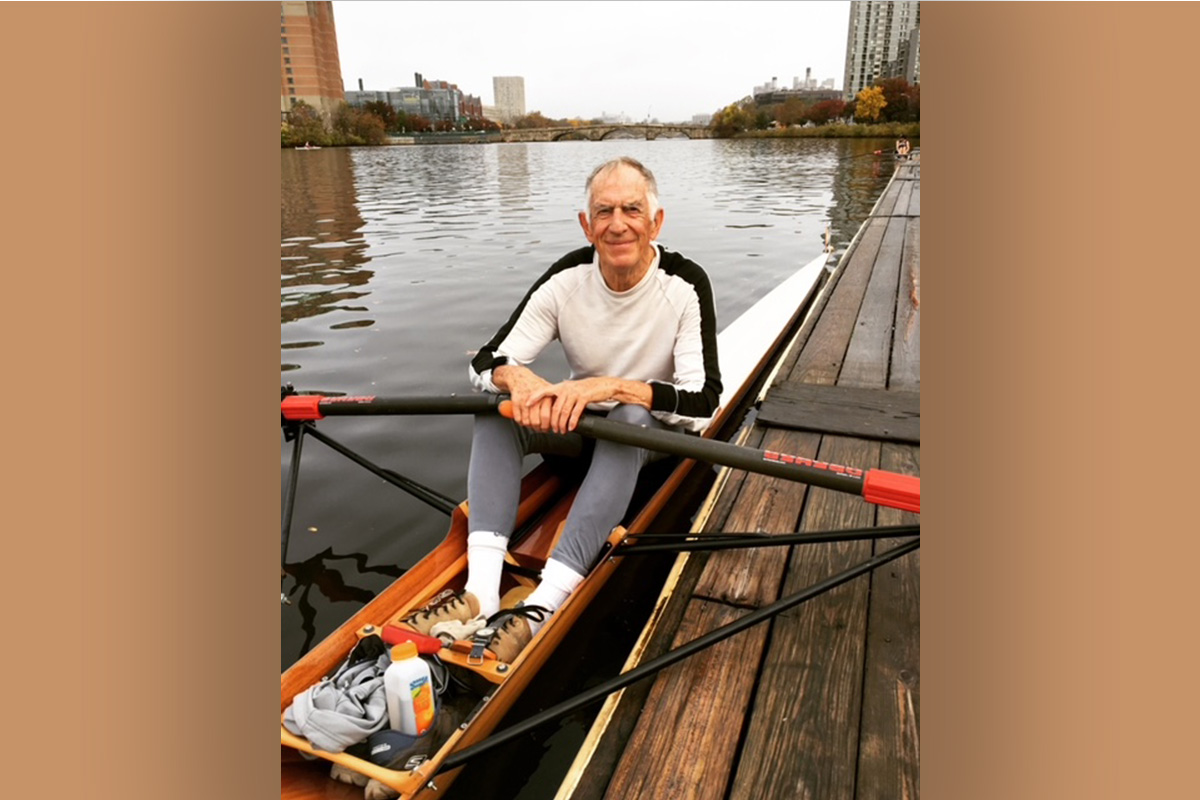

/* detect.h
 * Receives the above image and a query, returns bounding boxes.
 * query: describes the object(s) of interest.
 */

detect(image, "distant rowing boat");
[280,251,831,799]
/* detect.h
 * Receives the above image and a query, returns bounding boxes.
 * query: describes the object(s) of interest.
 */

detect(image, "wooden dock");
[558,156,921,800]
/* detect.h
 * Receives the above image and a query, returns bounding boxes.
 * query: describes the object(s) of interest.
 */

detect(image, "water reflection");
[281,148,372,331]
[282,546,403,660]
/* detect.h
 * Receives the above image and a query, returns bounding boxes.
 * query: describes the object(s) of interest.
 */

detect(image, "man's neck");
[599,246,659,292]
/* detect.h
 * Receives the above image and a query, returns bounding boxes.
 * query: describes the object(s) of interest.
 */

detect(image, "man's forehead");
[590,168,649,205]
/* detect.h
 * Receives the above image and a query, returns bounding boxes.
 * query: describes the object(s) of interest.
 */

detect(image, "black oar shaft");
[576,415,866,495]
[281,393,503,421]
[619,524,920,555]
[438,538,920,771]
[281,424,306,566]
[301,424,459,516]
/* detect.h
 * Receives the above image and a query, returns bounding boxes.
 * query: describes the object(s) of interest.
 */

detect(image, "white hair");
[582,157,660,220]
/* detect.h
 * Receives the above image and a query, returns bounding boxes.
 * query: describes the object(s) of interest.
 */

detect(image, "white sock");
[465,531,508,618]
[523,558,585,636]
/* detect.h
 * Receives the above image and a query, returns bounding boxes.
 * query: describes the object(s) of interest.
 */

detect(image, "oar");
[499,401,919,513]
[281,391,505,421]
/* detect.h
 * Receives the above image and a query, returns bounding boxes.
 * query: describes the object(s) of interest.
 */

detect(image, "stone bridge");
[502,124,712,143]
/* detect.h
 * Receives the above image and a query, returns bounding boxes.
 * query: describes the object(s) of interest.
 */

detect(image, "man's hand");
[492,365,556,431]
[528,377,653,433]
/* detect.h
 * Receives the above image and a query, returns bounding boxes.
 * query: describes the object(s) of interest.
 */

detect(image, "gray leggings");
[466,404,667,575]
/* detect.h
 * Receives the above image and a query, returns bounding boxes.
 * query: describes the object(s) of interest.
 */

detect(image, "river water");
[281,136,894,795]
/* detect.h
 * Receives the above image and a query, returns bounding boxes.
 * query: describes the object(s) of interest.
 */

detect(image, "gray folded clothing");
[284,652,391,753]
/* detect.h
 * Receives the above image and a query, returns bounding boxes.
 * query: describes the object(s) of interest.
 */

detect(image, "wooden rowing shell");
[280,251,830,799]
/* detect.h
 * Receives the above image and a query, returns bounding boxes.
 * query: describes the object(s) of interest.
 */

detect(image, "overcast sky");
[331,1,852,122]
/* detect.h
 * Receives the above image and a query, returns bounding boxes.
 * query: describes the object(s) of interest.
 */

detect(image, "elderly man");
[404,156,722,662]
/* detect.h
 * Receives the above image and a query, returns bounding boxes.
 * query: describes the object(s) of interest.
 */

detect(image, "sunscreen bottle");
[382,642,435,736]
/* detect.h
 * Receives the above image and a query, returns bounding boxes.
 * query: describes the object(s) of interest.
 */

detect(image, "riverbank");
[736,121,920,139]
[283,122,919,148]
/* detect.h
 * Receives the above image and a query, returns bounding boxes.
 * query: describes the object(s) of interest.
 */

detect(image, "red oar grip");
[498,400,514,419]
[862,470,920,513]
[281,395,323,420]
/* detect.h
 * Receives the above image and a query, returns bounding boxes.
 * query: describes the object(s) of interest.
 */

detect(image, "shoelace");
[485,603,550,631]
[410,589,465,622]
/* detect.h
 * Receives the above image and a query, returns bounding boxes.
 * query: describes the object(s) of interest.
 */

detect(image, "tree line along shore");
[282,78,919,148]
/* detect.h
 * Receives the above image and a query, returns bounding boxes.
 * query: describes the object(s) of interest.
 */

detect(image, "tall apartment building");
[842,1,921,101]
[492,76,526,124]
[280,1,345,119]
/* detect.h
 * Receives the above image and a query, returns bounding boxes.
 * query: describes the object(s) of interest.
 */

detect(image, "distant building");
[753,74,842,106]
[280,1,345,119]
[692,113,713,126]
[345,72,482,126]
[752,69,839,106]
[492,77,526,124]
[842,1,921,100]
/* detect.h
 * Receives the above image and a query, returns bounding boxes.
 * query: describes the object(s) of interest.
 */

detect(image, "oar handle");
[499,400,920,513]
[281,392,505,421]
[862,470,920,514]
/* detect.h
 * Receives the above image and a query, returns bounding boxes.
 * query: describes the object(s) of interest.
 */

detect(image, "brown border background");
[4,2,1197,798]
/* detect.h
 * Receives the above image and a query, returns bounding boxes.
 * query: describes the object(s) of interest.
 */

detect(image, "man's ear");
[650,208,665,239]
[578,211,594,243]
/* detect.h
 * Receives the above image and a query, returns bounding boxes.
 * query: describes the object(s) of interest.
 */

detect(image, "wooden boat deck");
[561,155,921,800]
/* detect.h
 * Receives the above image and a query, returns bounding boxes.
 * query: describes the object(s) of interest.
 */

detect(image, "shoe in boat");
[401,590,482,637]
[365,779,400,800]
[329,762,369,787]
[482,604,550,663]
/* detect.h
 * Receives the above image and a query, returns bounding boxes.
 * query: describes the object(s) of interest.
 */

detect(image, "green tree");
[855,86,887,122]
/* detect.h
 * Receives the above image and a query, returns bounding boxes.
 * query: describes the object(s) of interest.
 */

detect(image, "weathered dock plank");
[840,209,905,388]
[785,228,881,386]
[693,427,817,607]
[729,434,881,800]
[757,384,919,443]
[857,443,921,800]
[602,600,769,800]
[891,219,921,390]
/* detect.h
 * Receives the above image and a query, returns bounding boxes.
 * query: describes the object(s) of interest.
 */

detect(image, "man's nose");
[609,210,628,231]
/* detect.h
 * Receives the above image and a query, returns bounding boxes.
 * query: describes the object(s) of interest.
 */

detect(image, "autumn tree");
[710,102,755,137]
[805,99,849,126]
[512,111,563,129]
[331,102,386,145]
[281,100,328,146]
[875,78,917,122]
[362,100,397,130]
[855,86,887,122]
[773,97,808,127]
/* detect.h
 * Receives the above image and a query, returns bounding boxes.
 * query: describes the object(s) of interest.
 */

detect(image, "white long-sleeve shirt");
[469,244,722,431]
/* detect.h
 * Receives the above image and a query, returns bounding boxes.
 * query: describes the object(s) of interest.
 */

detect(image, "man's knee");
[607,403,654,425]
